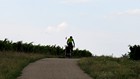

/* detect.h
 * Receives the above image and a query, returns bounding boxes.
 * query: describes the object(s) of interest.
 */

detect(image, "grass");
[78,56,140,79]
[0,51,46,79]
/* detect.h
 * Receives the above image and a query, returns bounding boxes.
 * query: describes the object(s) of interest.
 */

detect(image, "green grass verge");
[0,51,46,79]
[78,56,140,79]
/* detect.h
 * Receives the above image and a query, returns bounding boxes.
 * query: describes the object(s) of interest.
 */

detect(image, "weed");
[79,57,140,79]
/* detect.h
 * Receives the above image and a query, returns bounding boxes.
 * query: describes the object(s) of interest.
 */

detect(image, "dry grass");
[0,51,46,79]
[78,56,140,79]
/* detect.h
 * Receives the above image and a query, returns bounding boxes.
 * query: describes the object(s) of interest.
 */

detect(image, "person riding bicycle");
[67,36,75,52]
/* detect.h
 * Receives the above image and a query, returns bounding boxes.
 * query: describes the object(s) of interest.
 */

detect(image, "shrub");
[73,48,92,58]
[128,45,140,60]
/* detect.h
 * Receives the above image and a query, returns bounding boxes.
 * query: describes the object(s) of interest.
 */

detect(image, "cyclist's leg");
[65,46,67,57]
[71,46,74,57]
[66,46,70,57]
[69,45,73,57]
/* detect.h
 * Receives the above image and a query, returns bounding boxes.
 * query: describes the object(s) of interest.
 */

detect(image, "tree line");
[0,38,92,58]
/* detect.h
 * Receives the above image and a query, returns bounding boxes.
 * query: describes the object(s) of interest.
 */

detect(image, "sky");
[0,0,140,57]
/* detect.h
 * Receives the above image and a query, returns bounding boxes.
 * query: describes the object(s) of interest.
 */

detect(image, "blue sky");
[0,0,140,57]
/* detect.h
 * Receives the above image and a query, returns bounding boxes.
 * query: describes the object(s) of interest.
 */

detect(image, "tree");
[128,45,140,60]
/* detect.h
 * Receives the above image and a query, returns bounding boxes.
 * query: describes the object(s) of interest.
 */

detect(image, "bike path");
[17,58,92,79]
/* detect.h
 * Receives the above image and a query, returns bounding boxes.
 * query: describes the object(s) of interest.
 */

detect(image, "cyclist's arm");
[73,39,75,47]
[67,39,69,45]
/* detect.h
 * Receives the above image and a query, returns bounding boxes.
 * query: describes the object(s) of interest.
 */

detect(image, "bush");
[73,48,92,58]
[0,38,92,58]
[128,45,140,60]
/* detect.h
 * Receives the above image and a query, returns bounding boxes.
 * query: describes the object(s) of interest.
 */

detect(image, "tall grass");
[78,56,140,79]
[0,51,46,79]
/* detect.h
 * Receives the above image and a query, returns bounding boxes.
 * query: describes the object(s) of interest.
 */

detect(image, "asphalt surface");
[17,58,92,79]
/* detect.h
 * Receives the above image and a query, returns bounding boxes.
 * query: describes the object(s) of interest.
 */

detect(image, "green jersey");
[67,38,75,46]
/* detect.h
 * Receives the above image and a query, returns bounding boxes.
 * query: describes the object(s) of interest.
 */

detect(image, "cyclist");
[67,36,75,52]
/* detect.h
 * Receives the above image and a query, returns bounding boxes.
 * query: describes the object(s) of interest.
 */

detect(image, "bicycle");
[65,45,72,58]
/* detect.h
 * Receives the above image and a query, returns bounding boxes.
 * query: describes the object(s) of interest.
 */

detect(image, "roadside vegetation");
[0,38,92,58]
[0,38,92,79]
[3,38,140,79]
[78,45,140,79]
[0,51,46,79]
[78,56,140,79]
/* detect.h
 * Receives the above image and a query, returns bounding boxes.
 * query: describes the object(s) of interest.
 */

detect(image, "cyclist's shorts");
[68,42,73,49]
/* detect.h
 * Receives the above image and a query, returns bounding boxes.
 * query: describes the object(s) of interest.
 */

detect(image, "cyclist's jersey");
[67,37,75,48]
[67,38,74,44]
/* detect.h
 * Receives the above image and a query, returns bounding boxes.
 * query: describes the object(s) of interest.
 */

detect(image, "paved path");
[17,58,92,79]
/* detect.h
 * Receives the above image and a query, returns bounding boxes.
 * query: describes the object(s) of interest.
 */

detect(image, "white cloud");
[116,9,140,16]
[104,9,140,19]
[46,22,68,33]
[61,0,91,4]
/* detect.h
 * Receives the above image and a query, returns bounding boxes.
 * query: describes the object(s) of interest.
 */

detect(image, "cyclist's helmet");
[70,36,73,38]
